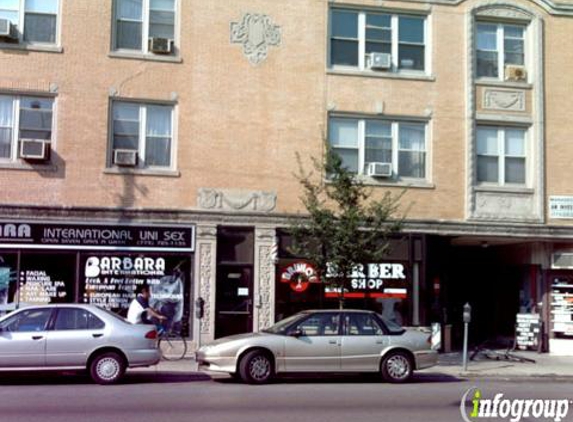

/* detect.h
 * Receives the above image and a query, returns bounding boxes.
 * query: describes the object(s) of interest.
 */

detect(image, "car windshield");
[378,314,405,334]
[262,313,307,334]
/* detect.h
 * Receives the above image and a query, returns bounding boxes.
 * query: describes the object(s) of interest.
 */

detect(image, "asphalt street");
[0,371,572,422]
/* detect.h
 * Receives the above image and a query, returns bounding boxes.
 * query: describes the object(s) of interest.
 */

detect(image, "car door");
[283,312,341,372]
[340,312,389,371]
[45,307,106,367]
[0,307,52,367]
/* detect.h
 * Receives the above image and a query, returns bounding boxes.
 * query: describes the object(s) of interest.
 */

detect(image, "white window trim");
[330,117,428,181]
[476,21,527,82]
[112,0,179,57]
[0,94,56,164]
[109,100,177,171]
[476,126,529,187]
[0,0,61,47]
[329,8,429,75]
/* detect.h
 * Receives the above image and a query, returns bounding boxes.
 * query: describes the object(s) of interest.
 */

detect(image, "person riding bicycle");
[127,285,167,325]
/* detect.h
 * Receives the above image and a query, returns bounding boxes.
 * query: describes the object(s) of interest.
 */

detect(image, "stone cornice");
[1,204,573,241]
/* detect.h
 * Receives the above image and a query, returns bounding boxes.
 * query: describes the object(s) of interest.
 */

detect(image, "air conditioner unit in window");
[19,139,50,161]
[367,162,392,178]
[505,65,527,82]
[148,37,173,54]
[0,18,18,40]
[113,149,138,166]
[369,52,392,70]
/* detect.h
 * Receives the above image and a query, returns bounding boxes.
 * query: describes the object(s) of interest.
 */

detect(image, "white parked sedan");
[196,309,438,384]
[0,304,161,384]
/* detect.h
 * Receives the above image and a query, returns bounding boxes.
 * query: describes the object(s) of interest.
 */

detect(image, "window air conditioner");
[148,37,173,54]
[19,139,50,161]
[0,18,18,40]
[113,149,138,166]
[505,65,527,82]
[366,162,392,177]
[369,53,392,70]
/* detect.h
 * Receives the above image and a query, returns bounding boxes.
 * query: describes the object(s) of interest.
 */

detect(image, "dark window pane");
[331,39,358,66]
[333,148,358,173]
[1,309,52,332]
[19,110,52,131]
[113,135,139,150]
[505,157,525,184]
[19,130,50,140]
[399,151,425,178]
[477,51,498,77]
[116,20,142,50]
[114,120,139,136]
[365,42,391,54]
[145,137,171,167]
[331,10,358,38]
[24,14,56,43]
[366,28,391,42]
[398,44,424,70]
[399,17,424,43]
[366,13,390,28]
[149,10,174,38]
[477,156,499,182]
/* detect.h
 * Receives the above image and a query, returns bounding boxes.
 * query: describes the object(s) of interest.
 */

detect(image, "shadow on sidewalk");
[212,372,463,385]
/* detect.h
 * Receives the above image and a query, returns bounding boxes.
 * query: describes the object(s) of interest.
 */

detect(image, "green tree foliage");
[290,148,405,308]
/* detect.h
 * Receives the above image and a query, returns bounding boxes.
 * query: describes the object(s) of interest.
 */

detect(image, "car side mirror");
[288,329,304,338]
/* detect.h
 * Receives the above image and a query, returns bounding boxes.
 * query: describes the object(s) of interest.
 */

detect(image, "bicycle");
[156,323,188,361]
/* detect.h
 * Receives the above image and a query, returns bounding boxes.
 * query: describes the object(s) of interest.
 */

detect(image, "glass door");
[215,227,254,339]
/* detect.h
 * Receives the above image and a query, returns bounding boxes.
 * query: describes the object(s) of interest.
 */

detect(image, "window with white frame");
[111,101,174,169]
[329,8,426,72]
[0,0,59,44]
[0,95,53,161]
[476,126,527,186]
[476,22,526,79]
[114,0,176,53]
[329,117,427,179]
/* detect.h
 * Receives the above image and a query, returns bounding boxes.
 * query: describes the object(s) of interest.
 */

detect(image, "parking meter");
[462,302,471,371]
[463,303,472,324]
[195,297,205,319]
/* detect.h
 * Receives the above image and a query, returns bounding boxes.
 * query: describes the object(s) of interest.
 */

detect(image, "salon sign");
[280,261,319,293]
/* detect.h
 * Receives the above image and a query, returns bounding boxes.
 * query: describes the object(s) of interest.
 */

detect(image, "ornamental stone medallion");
[231,13,281,65]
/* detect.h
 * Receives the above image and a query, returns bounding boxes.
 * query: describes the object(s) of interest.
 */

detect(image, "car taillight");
[145,330,158,340]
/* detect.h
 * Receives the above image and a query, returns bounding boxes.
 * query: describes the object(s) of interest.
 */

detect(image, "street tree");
[289,148,405,309]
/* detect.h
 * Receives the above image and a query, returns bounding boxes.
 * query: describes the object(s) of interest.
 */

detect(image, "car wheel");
[89,352,126,385]
[238,350,274,384]
[380,351,412,383]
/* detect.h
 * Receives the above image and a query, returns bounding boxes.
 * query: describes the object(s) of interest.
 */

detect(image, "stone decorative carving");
[483,89,525,111]
[257,244,274,330]
[476,6,531,20]
[231,13,281,65]
[198,188,277,212]
[199,243,213,334]
[473,190,535,222]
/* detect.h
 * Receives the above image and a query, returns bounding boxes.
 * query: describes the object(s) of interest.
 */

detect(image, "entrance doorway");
[215,227,254,339]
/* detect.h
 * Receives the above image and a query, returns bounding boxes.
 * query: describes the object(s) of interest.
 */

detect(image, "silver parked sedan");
[0,304,161,384]
[196,309,437,384]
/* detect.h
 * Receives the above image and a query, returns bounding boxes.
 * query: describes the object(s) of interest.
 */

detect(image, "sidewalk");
[428,351,573,380]
[131,351,573,381]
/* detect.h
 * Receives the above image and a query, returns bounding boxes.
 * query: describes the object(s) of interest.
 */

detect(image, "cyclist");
[127,285,167,325]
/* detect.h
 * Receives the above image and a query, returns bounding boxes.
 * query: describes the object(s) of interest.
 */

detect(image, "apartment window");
[330,8,426,72]
[111,101,173,169]
[0,95,53,161]
[329,117,426,179]
[476,126,526,185]
[0,0,59,44]
[476,22,525,79]
[114,0,176,53]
